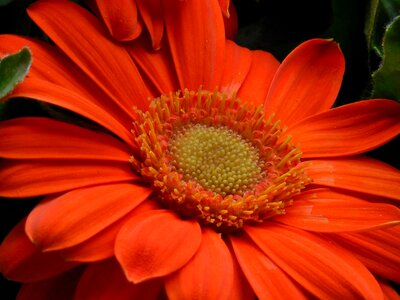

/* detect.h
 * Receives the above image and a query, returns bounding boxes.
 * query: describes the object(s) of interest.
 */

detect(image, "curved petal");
[162,0,225,90]
[288,99,400,158]
[220,40,252,95]
[246,223,383,299]
[228,255,255,300]
[223,1,238,39]
[137,0,164,50]
[0,219,78,282]
[237,50,279,106]
[17,268,82,300]
[165,228,234,300]
[0,159,138,198]
[379,280,400,299]
[305,157,400,200]
[264,39,345,127]
[25,183,152,251]
[60,201,158,262]
[0,34,134,129]
[74,259,162,300]
[333,227,400,282]
[115,210,201,283]
[5,77,134,147]
[28,0,152,112]
[0,117,131,161]
[94,0,141,41]
[127,38,179,95]
[230,233,307,300]
[276,189,400,232]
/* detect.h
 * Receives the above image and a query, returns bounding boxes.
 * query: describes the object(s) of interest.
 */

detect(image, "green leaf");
[372,16,400,101]
[365,0,400,57]
[0,47,32,99]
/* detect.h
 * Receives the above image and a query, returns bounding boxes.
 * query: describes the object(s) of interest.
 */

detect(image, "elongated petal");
[333,227,400,282]
[26,183,151,251]
[115,210,201,283]
[127,39,179,95]
[60,201,158,262]
[264,39,344,127]
[17,268,82,300]
[276,189,400,232]
[379,281,400,300]
[237,50,279,106]
[28,0,151,112]
[223,1,238,39]
[165,228,234,300]
[163,0,225,90]
[220,40,252,95]
[305,157,400,200]
[0,117,131,161]
[95,0,140,41]
[219,0,230,17]
[0,34,134,130]
[137,0,164,50]
[0,219,77,282]
[246,224,383,299]
[74,259,162,300]
[230,233,306,300]
[229,256,255,300]
[5,77,133,147]
[288,99,400,157]
[0,160,138,198]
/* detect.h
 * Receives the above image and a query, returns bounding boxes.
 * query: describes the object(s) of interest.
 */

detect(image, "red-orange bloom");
[88,0,238,48]
[1,0,400,299]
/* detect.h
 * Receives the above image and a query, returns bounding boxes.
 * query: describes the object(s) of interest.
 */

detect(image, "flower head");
[0,0,400,299]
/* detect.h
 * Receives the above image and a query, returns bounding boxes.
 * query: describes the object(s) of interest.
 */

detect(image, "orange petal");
[288,99,400,158]
[276,189,400,232]
[220,40,252,95]
[333,227,400,282]
[237,50,279,106]
[94,0,141,41]
[25,183,151,251]
[223,1,238,39]
[137,0,164,50]
[228,255,255,300]
[230,233,307,300]
[165,228,234,300]
[379,280,400,300]
[246,223,383,299]
[28,0,152,112]
[305,156,400,200]
[60,201,158,262]
[0,160,138,198]
[0,219,78,282]
[115,210,201,283]
[162,0,225,90]
[6,77,134,147]
[17,268,82,300]
[127,38,179,95]
[219,0,230,17]
[0,34,134,130]
[0,117,130,161]
[74,259,162,300]
[264,39,345,127]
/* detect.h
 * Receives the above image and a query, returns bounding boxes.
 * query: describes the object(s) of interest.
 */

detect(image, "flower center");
[168,124,264,196]
[131,90,310,232]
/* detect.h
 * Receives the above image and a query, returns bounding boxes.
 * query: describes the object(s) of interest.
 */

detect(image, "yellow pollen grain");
[168,124,264,195]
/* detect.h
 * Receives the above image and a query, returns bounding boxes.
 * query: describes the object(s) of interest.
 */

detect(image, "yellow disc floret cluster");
[131,89,311,231]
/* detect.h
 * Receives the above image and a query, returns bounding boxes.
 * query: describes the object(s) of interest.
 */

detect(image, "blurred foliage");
[0,47,32,98]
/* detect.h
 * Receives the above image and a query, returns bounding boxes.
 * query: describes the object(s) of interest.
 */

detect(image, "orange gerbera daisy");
[88,0,237,48]
[1,0,400,299]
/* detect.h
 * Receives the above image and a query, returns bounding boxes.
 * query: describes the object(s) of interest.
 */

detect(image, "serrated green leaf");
[372,16,400,101]
[0,47,32,99]
[365,0,400,57]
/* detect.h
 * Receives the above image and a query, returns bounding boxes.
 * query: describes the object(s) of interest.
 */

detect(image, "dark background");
[0,0,399,299]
